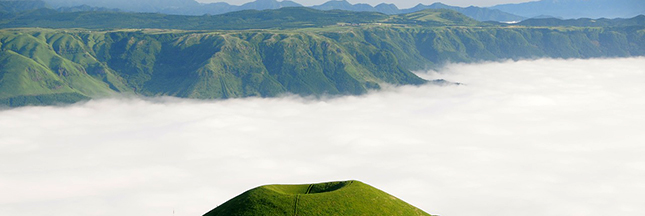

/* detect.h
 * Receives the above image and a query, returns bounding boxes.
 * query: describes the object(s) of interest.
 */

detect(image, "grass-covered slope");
[204,180,432,216]
[99,30,426,99]
[0,29,130,106]
[2,24,644,106]
[0,28,429,106]
[390,9,481,26]
[1,9,644,107]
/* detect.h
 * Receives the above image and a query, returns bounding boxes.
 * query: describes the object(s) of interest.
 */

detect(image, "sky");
[194,0,537,8]
[1,57,645,216]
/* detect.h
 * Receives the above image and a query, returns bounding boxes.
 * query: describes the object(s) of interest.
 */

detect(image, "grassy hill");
[389,9,481,26]
[204,180,432,216]
[0,28,130,106]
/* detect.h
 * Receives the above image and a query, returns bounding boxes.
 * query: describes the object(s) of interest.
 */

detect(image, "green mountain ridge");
[1,9,644,107]
[0,7,480,30]
[1,0,524,22]
[0,0,47,13]
[204,180,432,216]
[491,0,644,19]
[517,15,645,27]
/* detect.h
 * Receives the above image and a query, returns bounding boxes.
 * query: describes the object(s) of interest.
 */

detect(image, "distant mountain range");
[0,0,119,13]
[4,0,643,22]
[0,0,523,22]
[0,0,302,15]
[491,0,645,19]
[39,0,304,14]
[517,14,645,27]
[0,0,45,13]
[311,1,525,22]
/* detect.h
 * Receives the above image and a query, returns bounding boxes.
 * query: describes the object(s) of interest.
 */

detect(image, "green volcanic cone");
[204,180,432,216]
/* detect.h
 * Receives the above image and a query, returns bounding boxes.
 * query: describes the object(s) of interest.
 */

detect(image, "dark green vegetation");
[0,8,481,30]
[204,180,432,216]
[399,2,525,22]
[1,8,644,107]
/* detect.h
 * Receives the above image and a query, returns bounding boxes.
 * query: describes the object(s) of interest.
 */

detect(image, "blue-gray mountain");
[21,0,524,22]
[491,0,645,19]
[0,0,46,13]
[312,1,525,22]
[41,0,301,14]
[8,0,644,21]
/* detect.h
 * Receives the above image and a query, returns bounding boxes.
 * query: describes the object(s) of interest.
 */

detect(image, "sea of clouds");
[1,57,644,216]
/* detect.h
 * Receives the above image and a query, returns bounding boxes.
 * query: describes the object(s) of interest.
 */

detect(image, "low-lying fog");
[1,58,644,216]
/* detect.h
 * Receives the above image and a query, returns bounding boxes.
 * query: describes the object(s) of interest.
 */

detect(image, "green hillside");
[2,24,644,106]
[0,27,429,106]
[0,28,130,106]
[389,9,481,26]
[204,180,432,216]
[1,8,644,107]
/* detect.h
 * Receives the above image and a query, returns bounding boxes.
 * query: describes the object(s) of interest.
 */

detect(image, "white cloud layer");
[1,57,645,216]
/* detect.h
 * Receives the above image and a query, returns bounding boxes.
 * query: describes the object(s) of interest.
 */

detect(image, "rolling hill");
[203,180,432,216]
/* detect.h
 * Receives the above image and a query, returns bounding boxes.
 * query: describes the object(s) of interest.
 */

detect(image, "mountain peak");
[239,0,302,10]
[430,2,449,7]
[321,0,351,5]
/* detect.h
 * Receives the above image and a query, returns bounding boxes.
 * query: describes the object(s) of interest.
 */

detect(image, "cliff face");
[1,25,643,106]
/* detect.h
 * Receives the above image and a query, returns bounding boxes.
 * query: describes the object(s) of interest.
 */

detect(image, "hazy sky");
[2,58,645,216]
[195,0,537,8]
